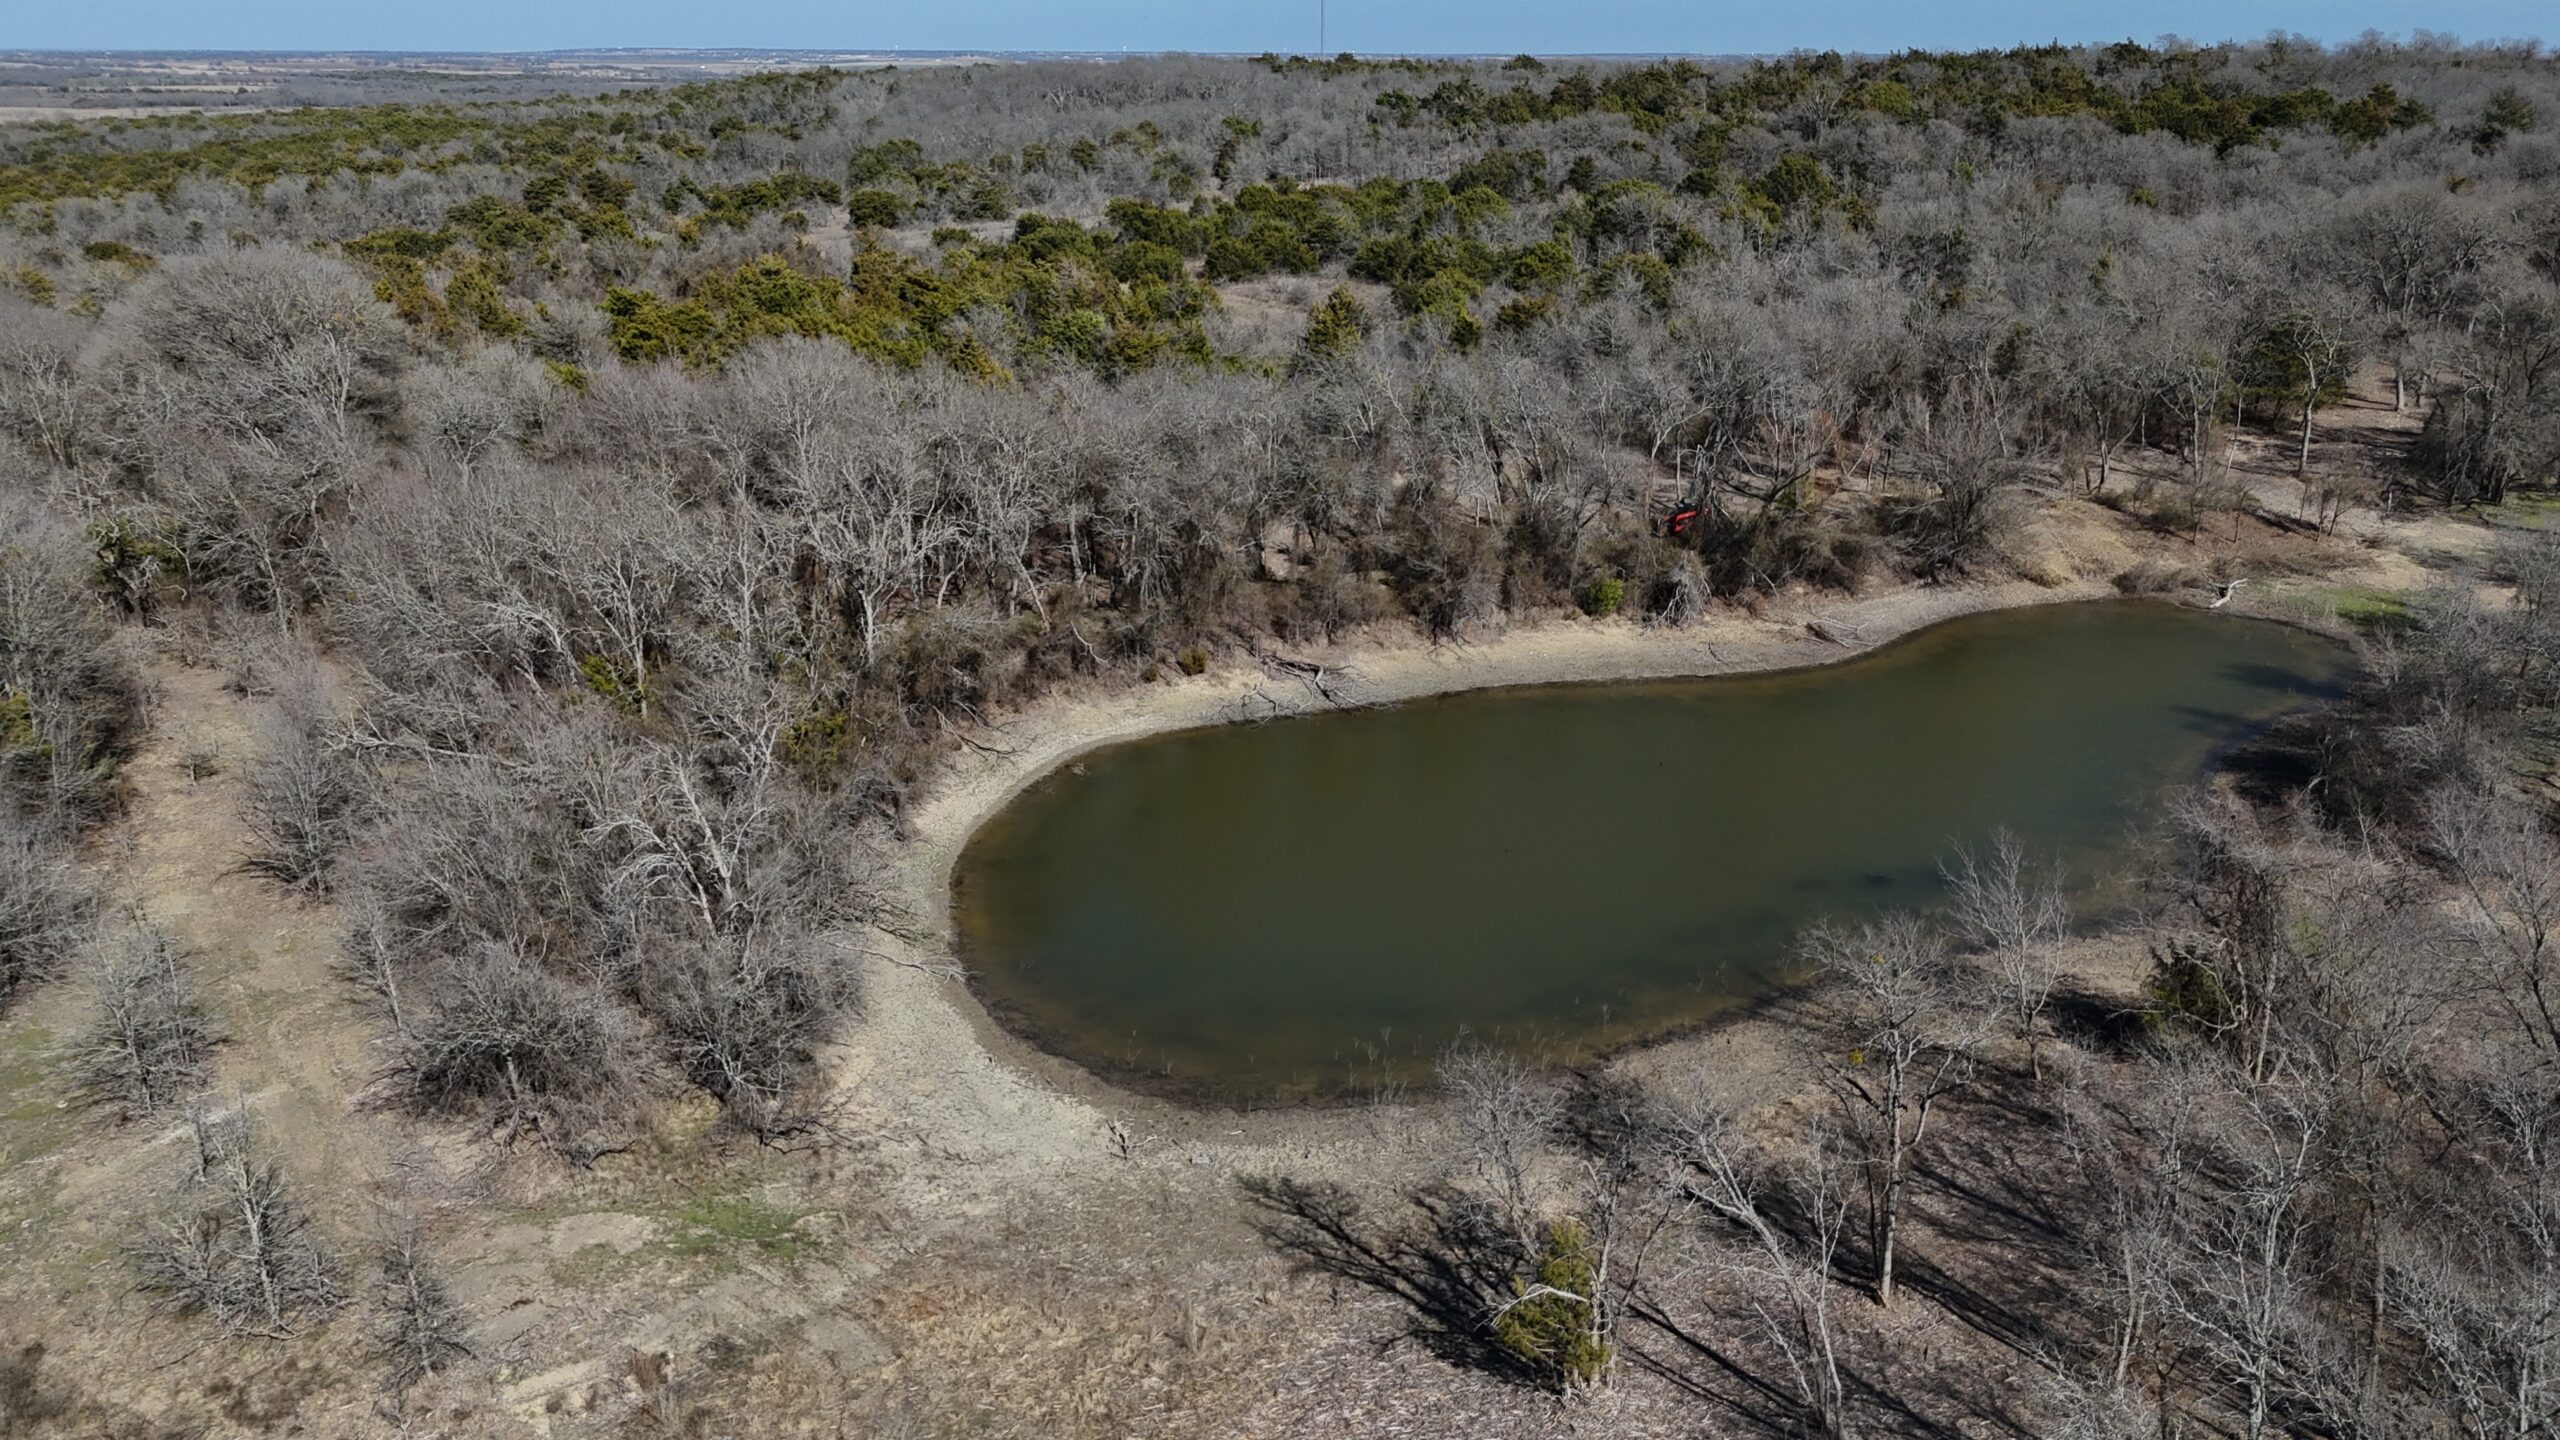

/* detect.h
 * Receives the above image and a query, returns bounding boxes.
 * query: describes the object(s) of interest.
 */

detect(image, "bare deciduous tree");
[240,699,361,893]
[1484,1076,1680,1393]
[66,923,214,1114]
[389,939,642,1159]
[369,1222,470,1399]
[335,885,412,1038]
[2429,788,2560,1062]
[1943,829,2070,1080]
[99,249,405,618]
[2061,1070,2193,1403]
[2156,1059,2338,1440]
[2156,793,2294,1082]
[0,828,90,1010]
[646,926,857,1143]
[1806,912,1985,1307]
[132,1107,340,1339]
[1877,387,2032,577]
[1676,1104,1855,1440]
[1437,1039,1562,1265]
[2389,1065,2560,1440]
[2254,289,2361,477]
[0,496,147,823]
[0,298,98,470]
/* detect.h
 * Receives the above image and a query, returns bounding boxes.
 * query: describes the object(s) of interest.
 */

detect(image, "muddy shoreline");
[835,577,2294,1158]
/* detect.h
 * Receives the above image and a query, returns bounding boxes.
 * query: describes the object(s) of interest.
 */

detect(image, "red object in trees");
[1662,504,1703,537]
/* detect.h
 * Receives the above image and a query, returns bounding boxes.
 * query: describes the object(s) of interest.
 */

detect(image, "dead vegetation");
[63,923,215,1115]
[130,1110,341,1340]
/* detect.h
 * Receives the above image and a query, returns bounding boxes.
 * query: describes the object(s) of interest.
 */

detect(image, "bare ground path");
[0,650,393,1430]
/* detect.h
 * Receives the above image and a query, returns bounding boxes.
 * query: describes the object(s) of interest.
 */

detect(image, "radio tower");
[1320,0,1327,54]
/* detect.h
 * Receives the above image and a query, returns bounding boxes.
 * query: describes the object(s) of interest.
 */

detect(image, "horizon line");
[5,32,2550,62]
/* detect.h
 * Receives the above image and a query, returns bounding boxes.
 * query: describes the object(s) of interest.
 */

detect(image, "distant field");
[0,104,286,121]
[0,48,1024,115]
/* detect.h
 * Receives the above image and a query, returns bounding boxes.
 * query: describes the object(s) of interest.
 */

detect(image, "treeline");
[2,41,2554,515]
[1351,43,2448,151]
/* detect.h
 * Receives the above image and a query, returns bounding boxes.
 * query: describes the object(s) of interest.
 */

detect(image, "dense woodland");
[1,36,2559,1436]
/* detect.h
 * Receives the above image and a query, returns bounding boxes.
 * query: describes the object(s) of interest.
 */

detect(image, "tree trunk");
[1876,1103,1905,1308]
[2365,1216,2386,1407]
[2298,378,2317,478]
[2111,1241,2142,1390]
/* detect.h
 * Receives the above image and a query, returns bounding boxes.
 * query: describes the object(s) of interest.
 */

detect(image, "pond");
[954,601,2352,1103]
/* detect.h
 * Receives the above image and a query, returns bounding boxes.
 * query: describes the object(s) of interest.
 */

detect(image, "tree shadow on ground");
[1895,1084,2113,1378]
[2048,983,2159,1058]
[1242,1064,2099,1437]
[2220,710,2337,811]
[1237,1173,1538,1383]
[1616,1307,1816,1436]
[1241,1171,1840,1435]
[1630,1289,1998,1440]
[1241,1158,1960,1437]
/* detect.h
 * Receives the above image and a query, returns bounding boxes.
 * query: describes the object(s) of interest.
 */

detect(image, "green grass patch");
[2311,585,2414,631]
[540,1186,826,1290]
[0,1022,74,1167]
[668,1191,817,1265]
[2492,493,2560,531]
[532,1166,826,1291]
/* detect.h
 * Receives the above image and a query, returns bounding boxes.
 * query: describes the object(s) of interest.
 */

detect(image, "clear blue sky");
[5,0,2549,57]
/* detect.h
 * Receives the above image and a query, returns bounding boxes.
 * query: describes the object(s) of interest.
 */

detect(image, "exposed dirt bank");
[833,577,2159,1165]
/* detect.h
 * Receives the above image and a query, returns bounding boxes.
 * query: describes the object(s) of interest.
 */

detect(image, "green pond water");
[954,602,2351,1102]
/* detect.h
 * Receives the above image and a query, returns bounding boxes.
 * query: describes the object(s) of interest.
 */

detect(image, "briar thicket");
[1,37,2559,1436]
